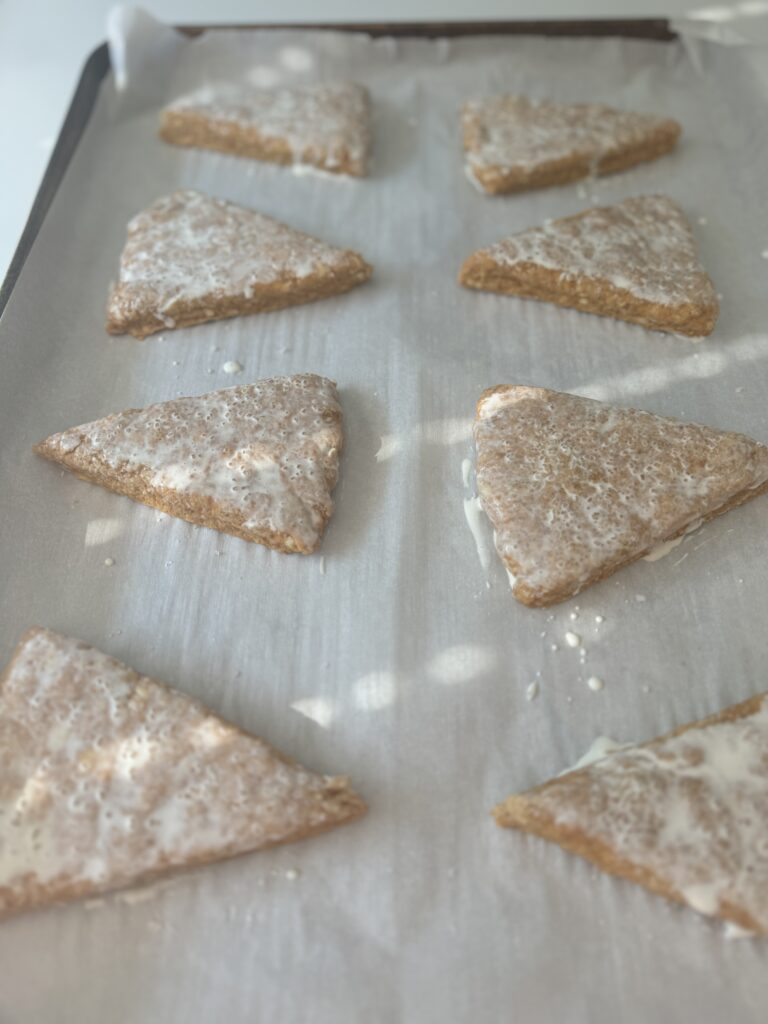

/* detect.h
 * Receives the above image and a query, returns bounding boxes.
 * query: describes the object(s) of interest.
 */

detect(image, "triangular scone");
[0,628,366,919]
[462,95,681,195]
[160,81,371,177]
[474,385,768,606]
[495,693,768,934]
[106,190,372,339]
[460,195,718,337]
[34,374,342,554]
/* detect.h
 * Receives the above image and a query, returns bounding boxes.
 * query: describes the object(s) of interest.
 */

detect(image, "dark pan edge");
[0,42,111,320]
[181,20,675,40]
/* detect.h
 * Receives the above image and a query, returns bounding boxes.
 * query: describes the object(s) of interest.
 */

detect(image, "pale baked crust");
[160,81,371,176]
[494,694,768,934]
[460,195,718,337]
[0,628,366,919]
[474,385,768,606]
[106,190,372,339]
[34,374,343,554]
[462,95,681,195]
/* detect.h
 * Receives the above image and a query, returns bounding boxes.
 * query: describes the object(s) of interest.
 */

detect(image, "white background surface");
[0,0,748,284]
[1,12,768,1023]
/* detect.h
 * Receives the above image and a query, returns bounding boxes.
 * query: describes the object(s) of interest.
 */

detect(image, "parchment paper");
[1,9,768,1022]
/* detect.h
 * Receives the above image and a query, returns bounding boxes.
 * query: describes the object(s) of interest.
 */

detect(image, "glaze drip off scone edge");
[107,190,372,339]
[160,81,371,176]
[459,195,719,337]
[462,95,681,195]
[495,692,768,935]
[473,385,768,606]
[0,628,366,919]
[34,374,343,554]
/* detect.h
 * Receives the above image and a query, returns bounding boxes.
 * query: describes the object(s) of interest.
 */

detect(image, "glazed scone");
[460,195,718,337]
[107,190,372,339]
[160,81,371,176]
[495,692,768,935]
[34,374,343,554]
[462,95,680,195]
[0,627,366,919]
[474,385,768,606]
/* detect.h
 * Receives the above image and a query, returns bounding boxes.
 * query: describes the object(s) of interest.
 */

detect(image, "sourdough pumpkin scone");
[474,385,768,606]
[34,374,343,554]
[160,81,371,176]
[495,693,768,934]
[0,628,366,918]
[460,195,718,337]
[107,190,372,339]
[462,95,681,195]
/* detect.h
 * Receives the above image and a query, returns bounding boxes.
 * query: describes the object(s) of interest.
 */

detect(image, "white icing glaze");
[109,190,359,330]
[540,699,768,930]
[474,386,768,605]
[642,534,685,562]
[291,162,353,182]
[165,81,370,173]
[463,495,492,573]
[724,922,757,940]
[682,883,720,916]
[462,456,493,574]
[564,735,628,773]
[462,95,677,181]
[0,629,361,910]
[40,374,342,552]
[644,517,704,562]
[479,196,716,309]
[463,163,488,194]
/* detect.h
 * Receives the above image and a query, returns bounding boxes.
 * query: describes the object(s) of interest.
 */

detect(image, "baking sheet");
[1,9,768,1022]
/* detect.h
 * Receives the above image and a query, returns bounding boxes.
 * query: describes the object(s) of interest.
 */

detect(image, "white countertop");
[0,0,744,284]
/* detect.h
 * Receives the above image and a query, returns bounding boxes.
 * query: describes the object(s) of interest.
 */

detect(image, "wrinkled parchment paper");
[1,9,768,1022]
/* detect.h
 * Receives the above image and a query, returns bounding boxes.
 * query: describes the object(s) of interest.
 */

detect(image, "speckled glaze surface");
[35,374,344,553]
[460,196,719,336]
[0,628,365,917]
[474,386,768,605]
[496,692,768,933]
[107,190,372,337]
[161,81,371,175]
[462,95,680,193]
